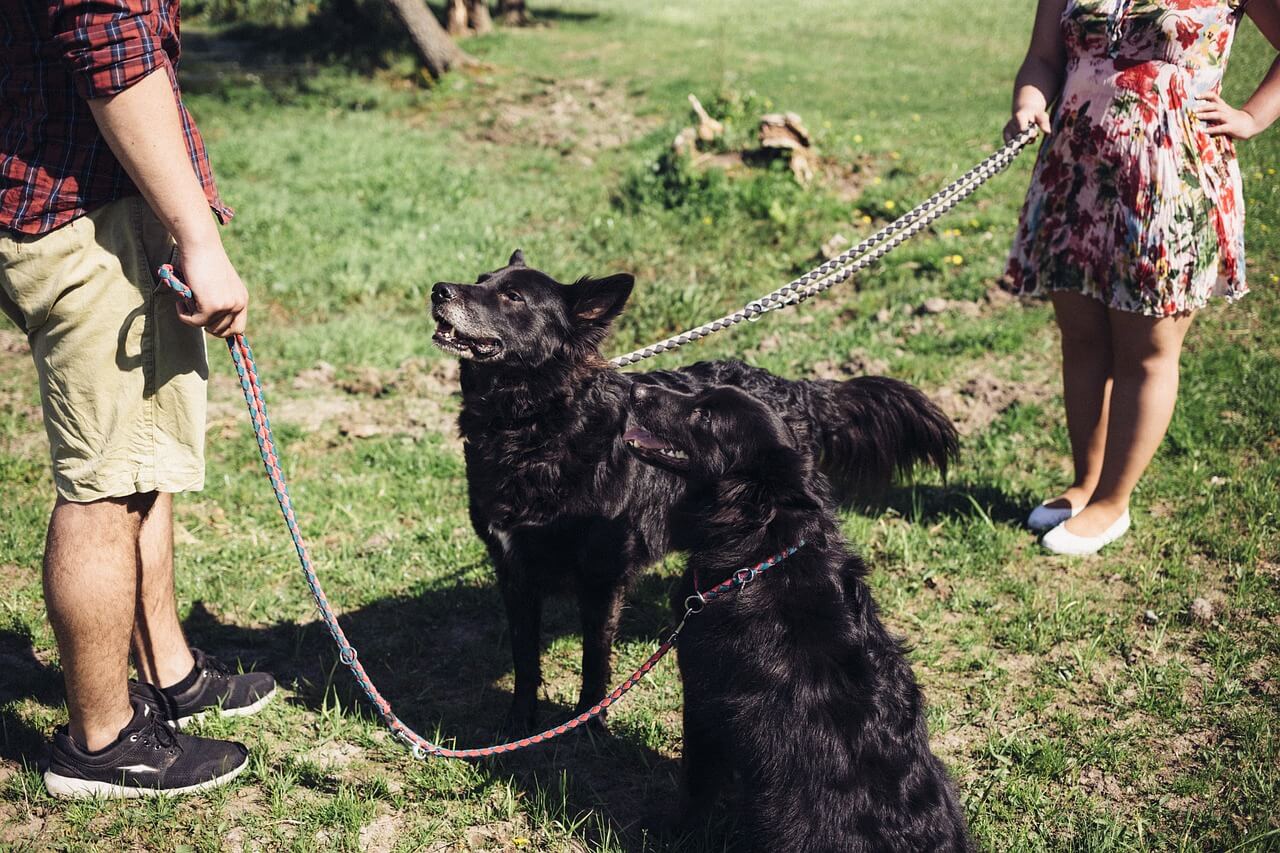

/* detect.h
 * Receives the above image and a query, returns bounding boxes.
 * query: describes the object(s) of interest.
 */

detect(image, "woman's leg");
[1046,292,1114,510]
[1064,308,1195,536]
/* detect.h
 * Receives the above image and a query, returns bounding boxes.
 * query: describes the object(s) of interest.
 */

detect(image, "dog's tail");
[801,376,959,501]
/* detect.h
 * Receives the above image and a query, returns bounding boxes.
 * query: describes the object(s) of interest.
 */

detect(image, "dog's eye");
[691,408,711,425]
[502,290,524,303]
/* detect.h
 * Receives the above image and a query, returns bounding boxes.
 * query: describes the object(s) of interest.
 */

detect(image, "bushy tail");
[803,376,959,501]
[653,360,959,502]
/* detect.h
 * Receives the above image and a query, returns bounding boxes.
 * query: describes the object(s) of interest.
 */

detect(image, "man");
[1,0,276,798]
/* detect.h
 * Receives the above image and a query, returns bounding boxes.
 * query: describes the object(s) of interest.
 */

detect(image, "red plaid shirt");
[0,0,231,235]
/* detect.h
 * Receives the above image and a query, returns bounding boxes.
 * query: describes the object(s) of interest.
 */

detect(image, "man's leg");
[132,492,196,688]
[43,494,152,751]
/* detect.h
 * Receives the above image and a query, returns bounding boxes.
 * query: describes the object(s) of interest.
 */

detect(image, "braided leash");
[155,129,1035,757]
[146,278,800,755]
[609,127,1039,367]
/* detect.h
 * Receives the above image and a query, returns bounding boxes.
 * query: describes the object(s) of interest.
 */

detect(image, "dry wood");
[384,0,472,78]
[688,94,724,143]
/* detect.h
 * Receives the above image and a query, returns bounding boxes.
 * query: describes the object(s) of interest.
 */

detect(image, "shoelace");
[130,709,181,756]
[198,654,234,682]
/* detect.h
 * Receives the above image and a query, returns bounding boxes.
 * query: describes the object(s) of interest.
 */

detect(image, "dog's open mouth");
[433,320,503,360]
[624,426,690,465]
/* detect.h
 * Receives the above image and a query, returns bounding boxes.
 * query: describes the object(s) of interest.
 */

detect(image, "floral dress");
[1007,0,1250,317]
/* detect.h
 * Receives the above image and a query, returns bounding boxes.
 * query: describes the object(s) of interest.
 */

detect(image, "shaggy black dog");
[624,382,970,852]
[431,251,958,731]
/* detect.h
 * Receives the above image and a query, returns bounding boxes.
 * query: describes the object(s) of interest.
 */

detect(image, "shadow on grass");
[877,482,1033,527]
[181,568,738,851]
[178,1,604,95]
[0,627,60,768]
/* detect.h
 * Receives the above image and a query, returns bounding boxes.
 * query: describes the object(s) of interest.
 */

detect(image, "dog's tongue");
[623,427,666,450]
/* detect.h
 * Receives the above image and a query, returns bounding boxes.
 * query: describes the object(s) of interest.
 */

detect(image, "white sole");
[175,687,277,729]
[1041,511,1131,556]
[44,758,246,800]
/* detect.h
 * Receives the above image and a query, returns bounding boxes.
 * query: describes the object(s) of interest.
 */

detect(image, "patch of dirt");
[0,563,35,588]
[358,814,401,853]
[810,350,891,381]
[0,814,45,844]
[468,78,658,155]
[931,371,1057,436]
[208,356,462,447]
[301,740,363,770]
[1079,765,1127,803]
[0,329,29,355]
[463,820,537,852]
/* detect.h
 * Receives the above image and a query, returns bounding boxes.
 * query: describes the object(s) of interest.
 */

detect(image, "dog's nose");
[432,282,456,304]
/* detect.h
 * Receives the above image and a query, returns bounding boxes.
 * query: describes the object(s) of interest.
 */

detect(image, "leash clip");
[734,567,758,587]
[669,605,697,644]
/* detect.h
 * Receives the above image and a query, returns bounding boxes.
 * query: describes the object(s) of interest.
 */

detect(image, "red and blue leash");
[158,262,801,760]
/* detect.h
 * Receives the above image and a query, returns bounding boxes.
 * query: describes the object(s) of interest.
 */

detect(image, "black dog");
[431,251,958,731]
[625,382,969,852]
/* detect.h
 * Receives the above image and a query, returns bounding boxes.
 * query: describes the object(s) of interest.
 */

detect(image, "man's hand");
[84,69,248,337]
[174,243,249,338]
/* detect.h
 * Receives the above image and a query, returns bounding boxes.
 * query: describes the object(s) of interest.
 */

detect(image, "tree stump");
[499,0,530,25]
[383,0,470,79]
[759,112,815,183]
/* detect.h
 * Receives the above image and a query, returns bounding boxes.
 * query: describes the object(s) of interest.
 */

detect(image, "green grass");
[3,1,1279,849]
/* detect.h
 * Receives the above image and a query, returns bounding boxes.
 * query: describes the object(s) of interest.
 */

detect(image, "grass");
[2,0,1279,849]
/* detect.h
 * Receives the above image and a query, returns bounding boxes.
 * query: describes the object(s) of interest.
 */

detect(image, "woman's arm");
[1005,0,1071,142]
[1197,0,1280,140]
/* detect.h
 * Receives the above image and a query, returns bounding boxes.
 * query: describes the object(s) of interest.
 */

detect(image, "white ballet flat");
[1027,502,1080,533]
[1041,510,1131,556]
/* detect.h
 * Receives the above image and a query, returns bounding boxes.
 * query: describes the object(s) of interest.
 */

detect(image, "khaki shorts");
[0,196,208,502]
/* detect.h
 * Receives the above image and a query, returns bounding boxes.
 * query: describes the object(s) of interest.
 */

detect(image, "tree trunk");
[498,0,528,26]
[446,0,469,36]
[468,0,493,34]
[383,0,467,79]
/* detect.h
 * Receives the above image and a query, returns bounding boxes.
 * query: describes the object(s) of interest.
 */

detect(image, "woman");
[1005,0,1280,555]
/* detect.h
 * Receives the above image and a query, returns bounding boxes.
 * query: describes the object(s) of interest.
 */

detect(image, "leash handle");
[159,258,802,760]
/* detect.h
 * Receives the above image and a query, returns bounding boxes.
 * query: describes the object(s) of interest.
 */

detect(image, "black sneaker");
[132,648,277,729]
[44,698,248,799]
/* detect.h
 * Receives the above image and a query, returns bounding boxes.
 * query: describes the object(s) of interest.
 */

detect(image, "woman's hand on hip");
[1005,107,1053,143]
[1197,93,1262,140]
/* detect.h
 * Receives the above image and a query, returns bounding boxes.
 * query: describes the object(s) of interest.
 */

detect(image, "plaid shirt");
[0,0,231,235]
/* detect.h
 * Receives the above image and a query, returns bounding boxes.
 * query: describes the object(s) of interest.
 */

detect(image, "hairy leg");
[1066,308,1195,536]
[44,493,154,751]
[132,492,196,688]
[1046,292,1114,510]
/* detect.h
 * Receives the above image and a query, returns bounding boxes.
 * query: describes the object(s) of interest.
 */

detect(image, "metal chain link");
[609,127,1039,368]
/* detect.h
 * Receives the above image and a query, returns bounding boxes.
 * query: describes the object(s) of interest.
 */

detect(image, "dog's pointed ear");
[569,274,634,325]
[508,249,526,268]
